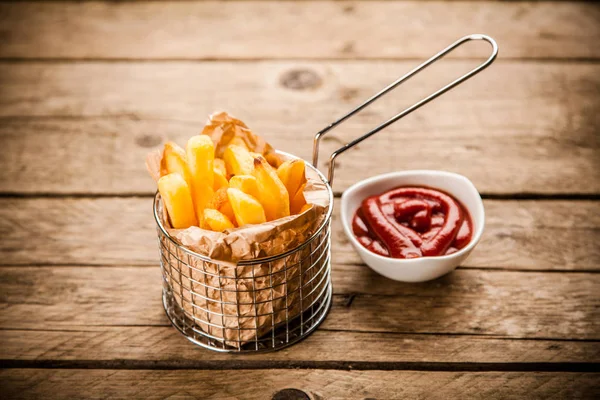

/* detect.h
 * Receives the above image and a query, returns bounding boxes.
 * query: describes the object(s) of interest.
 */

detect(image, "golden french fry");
[186,135,214,189]
[207,187,236,224]
[277,159,307,203]
[220,201,237,226]
[199,216,211,230]
[227,188,267,226]
[207,187,228,209]
[203,208,235,232]
[161,142,192,184]
[265,152,284,168]
[290,183,307,214]
[214,158,227,176]
[213,166,229,191]
[184,135,215,222]
[158,173,198,228]
[190,182,214,225]
[252,156,290,221]
[224,144,254,176]
[213,158,229,190]
[228,175,259,199]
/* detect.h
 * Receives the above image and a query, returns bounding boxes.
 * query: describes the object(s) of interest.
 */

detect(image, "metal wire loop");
[312,34,499,186]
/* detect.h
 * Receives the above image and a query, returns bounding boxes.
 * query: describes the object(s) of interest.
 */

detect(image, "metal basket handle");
[312,34,499,186]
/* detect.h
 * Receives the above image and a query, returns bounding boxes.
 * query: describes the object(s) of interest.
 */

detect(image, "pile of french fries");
[157,135,310,231]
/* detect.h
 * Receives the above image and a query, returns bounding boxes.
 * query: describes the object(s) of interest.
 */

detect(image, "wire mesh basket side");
[157,215,332,352]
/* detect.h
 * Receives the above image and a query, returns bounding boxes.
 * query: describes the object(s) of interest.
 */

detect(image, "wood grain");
[1,198,598,271]
[1,2,599,60]
[2,327,599,364]
[2,369,599,399]
[1,266,598,339]
[1,61,598,195]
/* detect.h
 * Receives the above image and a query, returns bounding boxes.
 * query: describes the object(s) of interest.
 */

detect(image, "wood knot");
[340,42,355,54]
[272,388,311,400]
[339,87,360,102]
[280,69,322,91]
[135,134,162,148]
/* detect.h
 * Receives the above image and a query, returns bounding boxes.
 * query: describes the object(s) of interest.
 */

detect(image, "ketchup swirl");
[352,186,473,259]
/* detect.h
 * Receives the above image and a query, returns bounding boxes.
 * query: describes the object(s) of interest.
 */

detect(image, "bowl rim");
[340,170,485,264]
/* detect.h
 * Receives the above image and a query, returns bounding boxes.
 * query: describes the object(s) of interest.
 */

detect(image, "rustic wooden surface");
[0,1,599,399]
[1,61,598,195]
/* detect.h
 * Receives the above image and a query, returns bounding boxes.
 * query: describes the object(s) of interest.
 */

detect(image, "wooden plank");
[1,61,598,195]
[1,266,598,339]
[2,327,599,364]
[0,198,598,271]
[2,369,599,399]
[1,2,599,60]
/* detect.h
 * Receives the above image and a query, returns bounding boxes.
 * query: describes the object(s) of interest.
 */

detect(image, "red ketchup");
[352,186,473,259]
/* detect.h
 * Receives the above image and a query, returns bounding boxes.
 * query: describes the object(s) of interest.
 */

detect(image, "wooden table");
[1,1,599,399]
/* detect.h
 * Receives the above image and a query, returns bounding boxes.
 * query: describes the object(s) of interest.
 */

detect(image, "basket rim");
[153,150,334,265]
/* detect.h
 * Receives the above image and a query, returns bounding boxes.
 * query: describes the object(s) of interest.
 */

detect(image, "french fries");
[290,183,307,214]
[220,201,236,226]
[213,166,229,191]
[203,208,235,232]
[185,135,215,222]
[252,156,290,221]
[207,187,228,209]
[158,173,198,229]
[228,175,259,199]
[161,142,192,184]
[207,187,237,225]
[212,158,229,190]
[227,188,267,226]
[190,183,214,225]
[277,159,307,203]
[154,118,313,232]
[265,152,284,168]
[214,158,227,176]
[224,144,254,176]
[186,135,214,189]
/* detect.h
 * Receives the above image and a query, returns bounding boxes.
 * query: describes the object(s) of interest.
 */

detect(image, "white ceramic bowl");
[340,170,485,282]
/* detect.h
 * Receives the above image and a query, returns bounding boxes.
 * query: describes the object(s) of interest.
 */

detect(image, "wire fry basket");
[155,158,334,352]
[155,34,497,353]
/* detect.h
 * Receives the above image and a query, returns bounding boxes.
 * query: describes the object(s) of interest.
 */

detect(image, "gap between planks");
[0,263,598,274]
[1,359,598,373]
